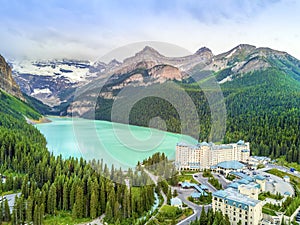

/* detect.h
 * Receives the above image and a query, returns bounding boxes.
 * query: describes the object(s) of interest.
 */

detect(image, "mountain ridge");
[0,55,25,101]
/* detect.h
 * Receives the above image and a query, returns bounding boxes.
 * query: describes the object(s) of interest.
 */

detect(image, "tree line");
[0,110,156,224]
[96,67,300,163]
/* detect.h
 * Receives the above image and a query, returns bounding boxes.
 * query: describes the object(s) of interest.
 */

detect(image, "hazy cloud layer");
[0,0,299,60]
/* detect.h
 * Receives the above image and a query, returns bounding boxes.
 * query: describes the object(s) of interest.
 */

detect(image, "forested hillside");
[96,67,300,163]
[0,91,156,224]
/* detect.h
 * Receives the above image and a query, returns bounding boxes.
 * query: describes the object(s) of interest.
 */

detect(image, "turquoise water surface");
[36,117,197,169]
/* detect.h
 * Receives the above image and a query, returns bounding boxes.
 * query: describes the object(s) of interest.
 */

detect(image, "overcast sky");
[0,0,299,61]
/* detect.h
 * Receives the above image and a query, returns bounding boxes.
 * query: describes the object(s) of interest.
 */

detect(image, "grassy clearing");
[262,207,277,216]
[177,171,197,183]
[258,192,283,201]
[276,157,300,172]
[43,211,91,225]
[154,205,193,225]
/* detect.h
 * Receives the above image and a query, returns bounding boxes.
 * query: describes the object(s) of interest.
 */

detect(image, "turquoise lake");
[36,117,197,169]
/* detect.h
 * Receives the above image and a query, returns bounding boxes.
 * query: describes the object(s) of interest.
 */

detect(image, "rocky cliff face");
[10,44,300,116]
[0,55,25,101]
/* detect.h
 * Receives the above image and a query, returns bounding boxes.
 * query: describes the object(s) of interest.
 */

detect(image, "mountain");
[0,55,25,101]
[7,45,300,163]
[11,58,125,115]
[0,55,42,120]
[69,44,300,163]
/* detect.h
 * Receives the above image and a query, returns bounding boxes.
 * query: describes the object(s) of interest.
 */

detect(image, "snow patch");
[225,49,237,59]
[12,60,92,83]
[218,75,232,84]
[32,88,52,95]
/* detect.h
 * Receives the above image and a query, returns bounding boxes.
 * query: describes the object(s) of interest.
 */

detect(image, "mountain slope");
[0,55,42,120]
[81,45,300,163]
[8,45,300,163]
[0,55,25,101]
[222,68,300,162]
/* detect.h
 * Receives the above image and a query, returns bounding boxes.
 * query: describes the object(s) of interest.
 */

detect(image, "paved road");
[1,193,21,213]
[175,187,211,225]
[212,173,229,189]
[192,173,217,193]
[262,164,300,179]
[257,166,295,196]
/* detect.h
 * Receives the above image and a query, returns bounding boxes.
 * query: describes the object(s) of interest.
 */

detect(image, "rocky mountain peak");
[236,44,256,50]
[0,55,25,101]
[195,47,212,55]
[138,46,162,56]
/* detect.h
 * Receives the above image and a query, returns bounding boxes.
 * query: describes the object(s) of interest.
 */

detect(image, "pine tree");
[90,190,97,219]
[0,197,3,223]
[100,182,106,214]
[173,189,178,197]
[105,201,113,221]
[63,182,69,210]
[200,207,207,225]
[114,200,119,219]
[167,188,172,205]
[26,196,33,222]
[47,183,56,214]
[73,185,84,218]
[4,198,11,222]
[33,204,39,225]
[40,203,45,225]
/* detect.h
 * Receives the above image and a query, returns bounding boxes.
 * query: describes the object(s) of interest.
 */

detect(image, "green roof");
[216,160,245,170]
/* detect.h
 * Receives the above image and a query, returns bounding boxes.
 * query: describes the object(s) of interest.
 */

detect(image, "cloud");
[0,0,299,60]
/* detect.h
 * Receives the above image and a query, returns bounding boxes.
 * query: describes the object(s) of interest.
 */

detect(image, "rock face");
[10,44,300,116]
[0,55,25,101]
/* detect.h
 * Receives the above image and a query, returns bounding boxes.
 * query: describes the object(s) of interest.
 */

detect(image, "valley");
[0,43,300,225]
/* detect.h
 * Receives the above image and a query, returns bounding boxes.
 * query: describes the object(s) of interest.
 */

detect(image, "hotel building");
[212,187,263,225]
[175,140,250,170]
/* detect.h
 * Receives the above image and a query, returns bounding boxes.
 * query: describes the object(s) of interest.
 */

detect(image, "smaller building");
[171,197,182,208]
[190,191,208,199]
[283,175,290,182]
[249,156,271,167]
[212,160,246,175]
[254,175,266,192]
[200,184,209,191]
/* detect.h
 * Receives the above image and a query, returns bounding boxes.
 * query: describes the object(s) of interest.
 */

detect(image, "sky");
[0,0,300,61]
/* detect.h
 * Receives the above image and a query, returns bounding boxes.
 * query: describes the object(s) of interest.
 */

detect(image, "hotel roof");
[254,175,266,181]
[215,160,245,170]
[237,140,245,145]
[213,188,261,208]
[171,197,182,206]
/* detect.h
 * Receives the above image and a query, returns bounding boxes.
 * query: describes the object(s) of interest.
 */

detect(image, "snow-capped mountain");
[11,59,101,107]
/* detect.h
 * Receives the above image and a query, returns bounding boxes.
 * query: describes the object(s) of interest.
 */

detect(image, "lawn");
[258,192,283,201]
[262,207,277,216]
[154,205,193,225]
[177,171,197,183]
[276,157,300,172]
[43,211,92,225]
